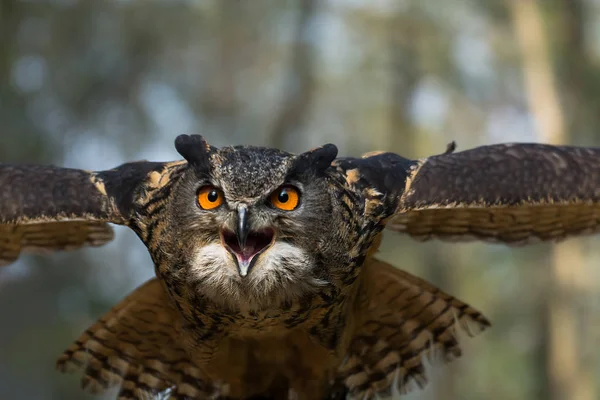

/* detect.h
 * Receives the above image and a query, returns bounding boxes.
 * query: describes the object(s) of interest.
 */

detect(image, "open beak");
[221,205,275,277]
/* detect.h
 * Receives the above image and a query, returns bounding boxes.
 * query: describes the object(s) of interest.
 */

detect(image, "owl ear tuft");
[294,144,338,174]
[174,134,214,170]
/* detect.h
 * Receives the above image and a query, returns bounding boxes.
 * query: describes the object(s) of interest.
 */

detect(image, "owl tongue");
[222,228,274,274]
[240,234,260,260]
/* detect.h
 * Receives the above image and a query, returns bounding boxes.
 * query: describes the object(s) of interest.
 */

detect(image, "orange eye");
[197,186,224,210]
[270,185,300,211]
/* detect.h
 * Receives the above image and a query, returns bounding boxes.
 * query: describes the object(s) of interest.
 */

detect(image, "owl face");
[166,143,343,310]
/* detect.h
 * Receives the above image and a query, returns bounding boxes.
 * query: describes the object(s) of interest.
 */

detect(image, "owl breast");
[200,323,343,399]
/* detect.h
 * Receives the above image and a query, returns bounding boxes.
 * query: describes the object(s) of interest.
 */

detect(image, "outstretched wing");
[0,160,185,266]
[340,258,489,399]
[334,143,600,245]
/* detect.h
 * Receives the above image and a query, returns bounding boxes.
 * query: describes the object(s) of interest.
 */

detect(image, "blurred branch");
[511,2,592,400]
[268,0,317,149]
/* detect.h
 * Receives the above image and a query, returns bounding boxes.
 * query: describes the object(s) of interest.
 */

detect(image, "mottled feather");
[341,258,489,399]
[0,164,116,265]
[56,278,214,399]
[2,137,600,400]
[390,143,600,243]
[0,161,186,266]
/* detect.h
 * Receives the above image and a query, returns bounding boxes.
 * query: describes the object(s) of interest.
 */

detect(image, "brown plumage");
[390,143,600,243]
[1,135,599,399]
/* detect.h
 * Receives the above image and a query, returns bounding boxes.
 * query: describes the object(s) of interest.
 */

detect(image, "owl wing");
[0,161,185,266]
[334,143,600,245]
[340,258,489,398]
[56,278,215,399]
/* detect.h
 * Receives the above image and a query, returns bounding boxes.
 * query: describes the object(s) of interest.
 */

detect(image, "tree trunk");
[511,2,593,400]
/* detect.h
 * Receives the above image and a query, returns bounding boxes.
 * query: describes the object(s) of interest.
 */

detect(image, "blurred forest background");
[1,0,600,399]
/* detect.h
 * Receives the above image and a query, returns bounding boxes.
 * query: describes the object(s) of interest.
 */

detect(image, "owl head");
[161,135,350,310]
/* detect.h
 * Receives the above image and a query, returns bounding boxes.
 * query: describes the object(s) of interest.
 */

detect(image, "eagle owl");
[1,134,600,399]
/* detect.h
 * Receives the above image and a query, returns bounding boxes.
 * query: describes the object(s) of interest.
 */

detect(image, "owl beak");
[236,204,249,250]
[220,204,274,277]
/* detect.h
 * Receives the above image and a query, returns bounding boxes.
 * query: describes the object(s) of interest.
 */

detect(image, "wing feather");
[56,278,215,399]
[0,161,185,265]
[335,143,600,245]
[341,258,489,398]
[390,143,600,244]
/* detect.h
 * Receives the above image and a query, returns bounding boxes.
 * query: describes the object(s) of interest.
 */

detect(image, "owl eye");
[197,186,224,210]
[270,185,300,211]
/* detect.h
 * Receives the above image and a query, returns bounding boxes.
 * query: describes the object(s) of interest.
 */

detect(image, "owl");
[1,134,600,400]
